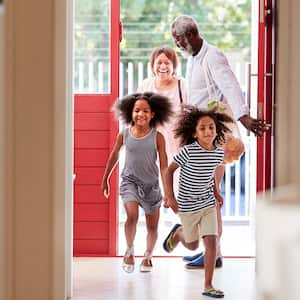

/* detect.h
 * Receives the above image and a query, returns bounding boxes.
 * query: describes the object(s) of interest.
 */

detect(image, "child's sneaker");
[122,247,135,273]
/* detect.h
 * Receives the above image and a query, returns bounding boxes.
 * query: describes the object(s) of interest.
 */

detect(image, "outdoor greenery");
[75,0,251,63]
[73,0,251,92]
[121,0,251,62]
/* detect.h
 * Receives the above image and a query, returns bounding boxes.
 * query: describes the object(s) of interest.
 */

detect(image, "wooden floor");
[72,257,256,300]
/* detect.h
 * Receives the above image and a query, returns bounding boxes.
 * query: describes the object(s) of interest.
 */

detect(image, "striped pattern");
[174,141,224,213]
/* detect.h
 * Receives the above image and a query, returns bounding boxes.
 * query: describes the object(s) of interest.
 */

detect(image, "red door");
[257,0,275,192]
[73,0,120,256]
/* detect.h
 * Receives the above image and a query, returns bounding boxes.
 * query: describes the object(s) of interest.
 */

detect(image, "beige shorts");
[179,206,218,243]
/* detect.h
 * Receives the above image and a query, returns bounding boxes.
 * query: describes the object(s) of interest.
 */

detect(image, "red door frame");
[257,0,275,192]
[108,0,120,255]
[73,0,120,256]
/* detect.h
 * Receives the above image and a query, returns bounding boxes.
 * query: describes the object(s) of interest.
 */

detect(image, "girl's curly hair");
[114,92,173,127]
[174,105,234,147]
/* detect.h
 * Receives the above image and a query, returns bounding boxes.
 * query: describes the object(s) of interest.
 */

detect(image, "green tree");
[120,0,251,62]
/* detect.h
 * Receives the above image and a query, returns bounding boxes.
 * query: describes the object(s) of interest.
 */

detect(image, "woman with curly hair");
[162,105,233,298]
[101,92,173,273]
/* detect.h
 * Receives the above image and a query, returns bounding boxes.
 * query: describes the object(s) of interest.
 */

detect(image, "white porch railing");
[74,58,254,223]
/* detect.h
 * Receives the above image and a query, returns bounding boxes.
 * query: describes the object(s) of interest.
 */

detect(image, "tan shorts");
[179,206,218,243]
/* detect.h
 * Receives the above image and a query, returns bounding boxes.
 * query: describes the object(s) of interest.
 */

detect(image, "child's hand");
[163,197,170,208]
[100,181,110,199]
[214,190,224,208]
[168,197,179,214]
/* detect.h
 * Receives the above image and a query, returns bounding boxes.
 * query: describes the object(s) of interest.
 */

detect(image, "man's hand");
[239,115,271,137]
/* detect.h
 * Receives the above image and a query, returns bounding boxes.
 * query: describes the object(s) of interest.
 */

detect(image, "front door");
[73,0,120,256]
[256,0,275,192]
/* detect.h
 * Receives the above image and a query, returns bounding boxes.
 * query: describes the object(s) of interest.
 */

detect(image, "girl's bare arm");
[100,132,123,198]
[156,131,168,201]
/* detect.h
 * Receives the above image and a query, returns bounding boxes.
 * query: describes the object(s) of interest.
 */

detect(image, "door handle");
[257,102,272,134]
[119,21,123,43]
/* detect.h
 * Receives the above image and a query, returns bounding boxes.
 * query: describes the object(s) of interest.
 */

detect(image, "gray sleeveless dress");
[120,127,162,215]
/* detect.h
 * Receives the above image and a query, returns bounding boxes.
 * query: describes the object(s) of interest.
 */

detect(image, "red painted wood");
[74,149,108,167]
[74,167,105,185]
[74,185,107,203]
[74,113,109,130]
[74,222,109,239]
[73,240,109,256]
[107,0,120,256]
[74,131,109,148]
[257,0,274,192]
[74,203,109,221]
[73,0,120,256]
[74,94,111,112]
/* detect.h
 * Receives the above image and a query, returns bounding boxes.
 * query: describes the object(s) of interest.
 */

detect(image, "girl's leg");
[140,209,160,272]
[122,201,139,273]
[124,201,139,249]
[144,208,160,255]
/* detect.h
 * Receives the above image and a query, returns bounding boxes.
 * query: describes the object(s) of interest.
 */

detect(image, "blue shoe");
[182,252,203,262]
[185,255,223,269]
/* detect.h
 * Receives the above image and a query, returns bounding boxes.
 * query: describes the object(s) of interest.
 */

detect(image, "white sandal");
[122,247,135,273]
[140,251,153,272]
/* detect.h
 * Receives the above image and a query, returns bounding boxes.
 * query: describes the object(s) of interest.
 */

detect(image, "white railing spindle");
[225,164,231,217]
[78,62,84,92]
[127,62,134,93]
[98,62,104,93]
[119,62,124,97]
[88,62,94,91]
[235,160,241,217]
[138,62,144,87]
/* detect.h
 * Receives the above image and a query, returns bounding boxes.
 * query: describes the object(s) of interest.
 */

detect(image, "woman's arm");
[100,132,123,198]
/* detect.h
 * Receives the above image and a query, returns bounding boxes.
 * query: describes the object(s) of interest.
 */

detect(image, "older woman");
[137,46,187,162]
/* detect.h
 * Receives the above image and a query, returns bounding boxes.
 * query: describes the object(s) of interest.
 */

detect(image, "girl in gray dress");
[101,92,173,273]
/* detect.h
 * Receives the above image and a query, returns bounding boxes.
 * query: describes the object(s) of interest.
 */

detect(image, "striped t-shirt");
[173,141,224,213]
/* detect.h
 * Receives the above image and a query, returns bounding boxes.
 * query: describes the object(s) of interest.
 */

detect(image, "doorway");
[117,0,258,257]
[72,0,272,259]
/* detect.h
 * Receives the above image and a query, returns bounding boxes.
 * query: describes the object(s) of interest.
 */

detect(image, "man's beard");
[179,40,193,59]
[179,49,192,59]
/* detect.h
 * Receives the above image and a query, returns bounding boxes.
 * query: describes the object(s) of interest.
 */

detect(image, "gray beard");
[179,49,192,59]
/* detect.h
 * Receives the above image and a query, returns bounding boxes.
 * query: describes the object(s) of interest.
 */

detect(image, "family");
[100,15,268,299]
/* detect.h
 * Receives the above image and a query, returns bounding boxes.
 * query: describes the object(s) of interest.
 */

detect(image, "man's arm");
[207,49,270,136]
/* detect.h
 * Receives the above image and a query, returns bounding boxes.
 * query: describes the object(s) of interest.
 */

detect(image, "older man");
[169,14,268,269]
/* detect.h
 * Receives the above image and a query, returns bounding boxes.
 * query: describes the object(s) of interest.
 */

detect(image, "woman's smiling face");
[153,53,174,80]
